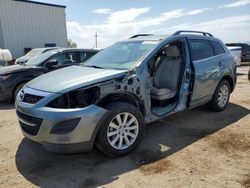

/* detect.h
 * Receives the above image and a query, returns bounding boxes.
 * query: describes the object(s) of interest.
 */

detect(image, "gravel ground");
[0,66,249,188]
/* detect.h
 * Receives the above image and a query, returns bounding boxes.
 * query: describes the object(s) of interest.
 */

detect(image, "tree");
[67,39,77,48]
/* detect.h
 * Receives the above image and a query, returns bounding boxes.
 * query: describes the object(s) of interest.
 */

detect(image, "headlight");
[46,87,100,109]
[0,74,12,81]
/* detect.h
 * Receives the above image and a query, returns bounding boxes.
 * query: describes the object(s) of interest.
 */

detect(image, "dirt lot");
[0,66,249,188]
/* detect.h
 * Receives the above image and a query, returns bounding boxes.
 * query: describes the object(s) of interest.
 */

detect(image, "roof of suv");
[130,34,169,40]
[128,30,217,42]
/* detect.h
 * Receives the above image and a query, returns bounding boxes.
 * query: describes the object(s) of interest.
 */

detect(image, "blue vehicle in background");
[16,30,237,157]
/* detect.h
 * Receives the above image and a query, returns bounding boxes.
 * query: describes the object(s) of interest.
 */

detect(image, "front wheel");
[96,102,144,157]
[208,79,230,112]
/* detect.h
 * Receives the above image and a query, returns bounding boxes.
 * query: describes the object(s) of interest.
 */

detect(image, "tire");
[96,102,144,157]
[13,82,26,100]
[208,79,230,112]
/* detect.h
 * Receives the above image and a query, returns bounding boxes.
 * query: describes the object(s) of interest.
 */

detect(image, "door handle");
[218,62,222,67]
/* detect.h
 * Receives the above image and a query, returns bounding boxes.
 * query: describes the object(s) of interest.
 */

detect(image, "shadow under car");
[15,103,250,188]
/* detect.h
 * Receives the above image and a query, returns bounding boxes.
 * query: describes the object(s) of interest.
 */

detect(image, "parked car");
[0,48,99,101]
[226,43,250,62]
[16,30,236,157]
[226,46,241,66]
[0,49,12,67]
[15,47,59,65]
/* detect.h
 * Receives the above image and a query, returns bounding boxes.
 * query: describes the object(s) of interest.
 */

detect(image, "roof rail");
[130,34,153,39]
[173,30,214,37]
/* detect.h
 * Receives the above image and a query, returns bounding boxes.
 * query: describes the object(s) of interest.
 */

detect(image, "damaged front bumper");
[15,88,110,153]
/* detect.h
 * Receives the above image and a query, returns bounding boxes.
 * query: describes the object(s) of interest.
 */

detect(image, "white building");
[0,0,68,58]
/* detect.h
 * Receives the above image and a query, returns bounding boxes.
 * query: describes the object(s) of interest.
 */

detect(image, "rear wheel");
[96,102,144,157]
[208,79,230,112]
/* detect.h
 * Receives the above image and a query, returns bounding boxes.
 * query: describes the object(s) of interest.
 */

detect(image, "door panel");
[190,58,221,106]
[188,39,221,107]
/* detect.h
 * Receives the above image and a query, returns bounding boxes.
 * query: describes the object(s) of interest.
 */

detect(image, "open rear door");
[188,38,221,107]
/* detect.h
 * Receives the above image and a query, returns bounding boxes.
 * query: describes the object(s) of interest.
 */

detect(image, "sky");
[37,0,250,48]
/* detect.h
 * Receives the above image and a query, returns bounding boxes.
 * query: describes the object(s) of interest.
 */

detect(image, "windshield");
[85,40,158,70]
[25,51,58,66]
[25,49,45,57]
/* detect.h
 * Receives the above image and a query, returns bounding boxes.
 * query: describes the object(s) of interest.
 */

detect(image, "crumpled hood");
[0,65,29,75]
[27,65,128,93]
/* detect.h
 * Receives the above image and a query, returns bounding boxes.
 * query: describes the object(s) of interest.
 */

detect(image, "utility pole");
[95,32,98,48]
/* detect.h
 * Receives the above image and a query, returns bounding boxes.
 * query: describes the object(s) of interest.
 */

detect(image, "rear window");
[25,49,44,57]
[188,39,214,61]
[210,41,226,55]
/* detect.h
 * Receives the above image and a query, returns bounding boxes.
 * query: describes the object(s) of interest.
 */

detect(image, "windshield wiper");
[85,65,106,69]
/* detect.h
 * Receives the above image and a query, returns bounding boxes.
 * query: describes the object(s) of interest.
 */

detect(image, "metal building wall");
[0,18,4,48]
[0,0,68,58]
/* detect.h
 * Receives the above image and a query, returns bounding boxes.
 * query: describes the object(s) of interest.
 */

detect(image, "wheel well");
[97,93,145,116]
[12,80,29,99]
[221,75,234,93]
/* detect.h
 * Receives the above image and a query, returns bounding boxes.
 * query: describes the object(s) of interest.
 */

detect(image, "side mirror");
[45,60,58,68]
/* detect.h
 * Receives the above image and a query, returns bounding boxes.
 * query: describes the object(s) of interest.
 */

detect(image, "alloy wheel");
[107,112,139,150]
[217,84,229,108]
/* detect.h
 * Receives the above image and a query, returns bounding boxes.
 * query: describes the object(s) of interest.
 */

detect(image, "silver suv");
[15,31,237,157]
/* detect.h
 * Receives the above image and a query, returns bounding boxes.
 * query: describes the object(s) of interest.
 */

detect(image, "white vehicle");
[15,47,59,65]
[0,49,12,67]
[227,46,241,66]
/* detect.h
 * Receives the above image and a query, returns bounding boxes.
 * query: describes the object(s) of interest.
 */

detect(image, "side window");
[63,52,77,64]
[243,44,250,52]
[47,52,78,66]
[188,39,214,61]
[80,52,97,63]
[247,45,250,51]
[87,52,97,59]
[80,52,87,62]
[210,40,226,55]
[48,53,65,66]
